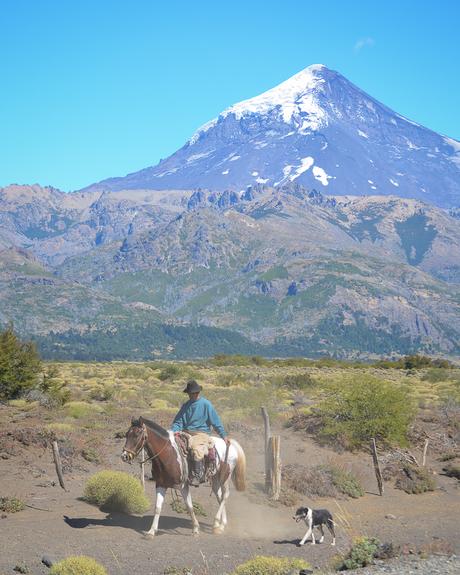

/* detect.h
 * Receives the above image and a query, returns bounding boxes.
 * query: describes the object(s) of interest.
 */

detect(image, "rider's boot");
[189,459,204,487]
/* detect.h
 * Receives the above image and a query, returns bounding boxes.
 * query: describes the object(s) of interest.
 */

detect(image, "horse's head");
[121,417,147,463]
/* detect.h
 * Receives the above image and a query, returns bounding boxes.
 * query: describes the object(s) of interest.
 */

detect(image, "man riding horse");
[171,379,230,486]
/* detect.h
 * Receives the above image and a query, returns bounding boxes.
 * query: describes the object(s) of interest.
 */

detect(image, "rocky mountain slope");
[1,183,459,358]
[83,65,460,208]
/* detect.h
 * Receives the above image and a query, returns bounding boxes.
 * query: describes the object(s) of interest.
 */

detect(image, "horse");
[121,416,246,537]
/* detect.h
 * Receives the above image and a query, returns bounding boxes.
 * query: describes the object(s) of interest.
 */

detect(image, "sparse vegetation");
[49,556,107,575]
[1,354,459,573]
[337,536,380,570]
[324,464,364,498]
[395,464,436,494]
[83,470,150,514]
[442,463,460,480]
[66,401,102,419]
[81,448,101,464]
[282,463,363,499]
[170,499,206,516]
[281,372,316,390]
[0,497,25,513]
[231,555,310,575]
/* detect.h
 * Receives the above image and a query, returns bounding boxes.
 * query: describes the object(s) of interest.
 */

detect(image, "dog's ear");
[301,507,309,514]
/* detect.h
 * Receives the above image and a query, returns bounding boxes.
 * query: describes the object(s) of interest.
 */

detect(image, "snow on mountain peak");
[189,64,329,145]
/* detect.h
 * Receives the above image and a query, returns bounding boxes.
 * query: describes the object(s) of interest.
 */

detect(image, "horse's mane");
[134,416,170,439]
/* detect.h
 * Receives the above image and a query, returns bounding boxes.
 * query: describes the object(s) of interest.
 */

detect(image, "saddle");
[174,432,218,484]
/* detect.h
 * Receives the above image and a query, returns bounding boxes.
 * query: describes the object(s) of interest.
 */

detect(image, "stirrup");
[189,475,201,487]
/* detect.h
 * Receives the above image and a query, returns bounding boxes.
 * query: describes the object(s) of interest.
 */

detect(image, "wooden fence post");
[371,438,384,496]
[261,407,271,492]
[268,435,281,500]
[422,439,429,467]
[52,440,67,491]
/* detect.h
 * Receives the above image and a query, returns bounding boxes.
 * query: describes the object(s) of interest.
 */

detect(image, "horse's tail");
[231,439,246,492]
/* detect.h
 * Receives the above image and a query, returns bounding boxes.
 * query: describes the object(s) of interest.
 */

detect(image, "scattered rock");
[41,555,54,567]
[385,514,397,520]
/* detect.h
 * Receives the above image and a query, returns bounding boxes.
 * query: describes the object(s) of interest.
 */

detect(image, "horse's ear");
[131,416,136,424]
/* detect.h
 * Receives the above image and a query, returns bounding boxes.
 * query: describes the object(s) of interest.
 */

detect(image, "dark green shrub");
[395,464,436,494]
[49,556,107,575]
[158,365,183,381]
[83,470,149,514]
[231,555,310,575]
[88,384,114,401]
[317,375,415,448]
[338,537,380,570]
[34,365,70,406]
[0,324,41,400]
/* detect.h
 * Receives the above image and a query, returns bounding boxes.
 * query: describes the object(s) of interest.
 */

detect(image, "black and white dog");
[293,507,336,546]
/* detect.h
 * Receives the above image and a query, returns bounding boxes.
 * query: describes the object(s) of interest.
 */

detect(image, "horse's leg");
[145,486,166,538]
[219,481,230,531]
[213,478,230,534]
[180,484,200,536]
[212,475,223,532]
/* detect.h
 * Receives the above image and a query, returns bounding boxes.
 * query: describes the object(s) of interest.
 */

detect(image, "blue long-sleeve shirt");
[171,397,227,437]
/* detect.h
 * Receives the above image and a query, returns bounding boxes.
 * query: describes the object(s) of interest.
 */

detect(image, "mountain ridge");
[1,182,459,358]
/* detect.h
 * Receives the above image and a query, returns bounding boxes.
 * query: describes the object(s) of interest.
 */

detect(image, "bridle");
[123,423,148,459]
[123,422,170,464]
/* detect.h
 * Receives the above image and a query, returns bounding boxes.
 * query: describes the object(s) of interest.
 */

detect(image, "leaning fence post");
[52,440,67,491]
[261,407,271,492]
[371,438,384,496]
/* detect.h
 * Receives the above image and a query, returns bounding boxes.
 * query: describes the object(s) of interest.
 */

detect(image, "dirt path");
[1,423,459,574]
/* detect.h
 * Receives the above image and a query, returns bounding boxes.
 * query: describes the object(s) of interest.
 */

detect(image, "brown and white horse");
[121,416,246,537]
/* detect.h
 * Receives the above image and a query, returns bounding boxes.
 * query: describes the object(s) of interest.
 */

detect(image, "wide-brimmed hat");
[183,379,202,394]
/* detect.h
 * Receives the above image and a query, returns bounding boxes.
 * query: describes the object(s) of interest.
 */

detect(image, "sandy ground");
[1,421,459,574]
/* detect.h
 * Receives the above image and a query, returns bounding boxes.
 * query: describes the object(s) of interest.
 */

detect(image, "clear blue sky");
[1,0,459,191]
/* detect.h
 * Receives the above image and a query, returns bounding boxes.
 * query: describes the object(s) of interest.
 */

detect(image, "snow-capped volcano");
[85,65,460,208]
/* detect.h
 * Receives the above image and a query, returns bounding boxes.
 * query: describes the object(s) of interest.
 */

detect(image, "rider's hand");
[224,436,231,446]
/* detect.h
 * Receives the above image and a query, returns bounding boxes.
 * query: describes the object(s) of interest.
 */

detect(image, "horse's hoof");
[142,531,155,539]
[192,530,200,537]
[213,526,224,535]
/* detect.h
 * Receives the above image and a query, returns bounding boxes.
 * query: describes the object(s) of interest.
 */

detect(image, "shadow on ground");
[63,513,214,535]
[273,538,301,546]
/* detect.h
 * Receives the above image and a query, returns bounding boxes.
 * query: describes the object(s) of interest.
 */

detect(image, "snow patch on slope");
[313,166,331,186]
